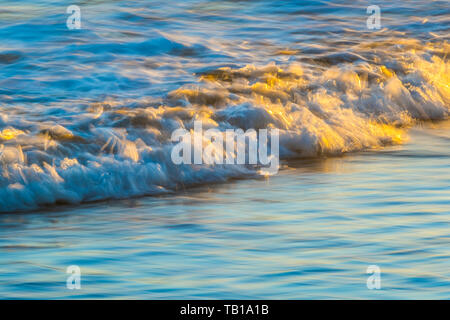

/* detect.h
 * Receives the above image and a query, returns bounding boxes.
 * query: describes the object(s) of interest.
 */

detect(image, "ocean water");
[0,121,449,299]
[0,0,449,298]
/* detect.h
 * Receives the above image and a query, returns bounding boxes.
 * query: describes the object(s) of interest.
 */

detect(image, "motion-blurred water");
[0,0,448,211]
[0,0,448,102]
[0,121,449,299]
[0,0,449,298]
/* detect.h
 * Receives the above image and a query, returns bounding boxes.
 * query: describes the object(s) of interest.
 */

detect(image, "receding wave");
[0,38,448,212]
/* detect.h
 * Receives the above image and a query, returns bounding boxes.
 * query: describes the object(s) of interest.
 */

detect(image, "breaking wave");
[0,38,449,212]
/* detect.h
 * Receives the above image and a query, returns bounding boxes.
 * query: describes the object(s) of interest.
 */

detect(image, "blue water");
[0,0,448,103]
[0,0,449,298]
[0,121,449,299]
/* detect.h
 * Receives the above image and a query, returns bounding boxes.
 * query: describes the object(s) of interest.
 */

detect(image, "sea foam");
[0,39,448,211]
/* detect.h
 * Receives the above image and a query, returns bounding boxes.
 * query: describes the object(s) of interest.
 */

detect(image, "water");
[0,120,449,299]
[0,0,449,298]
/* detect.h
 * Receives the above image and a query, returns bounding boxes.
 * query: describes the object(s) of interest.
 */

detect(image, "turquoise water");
[0,0,449,298]
[0,121,449,299]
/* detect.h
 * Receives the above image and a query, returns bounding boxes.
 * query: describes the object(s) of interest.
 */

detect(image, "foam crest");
[0,39,448,211]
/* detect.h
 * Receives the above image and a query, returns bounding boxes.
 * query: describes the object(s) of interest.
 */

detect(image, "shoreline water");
[0,119,448,299]
[0,0,448,299]
[1,1,448,212]
[2,118,447,215]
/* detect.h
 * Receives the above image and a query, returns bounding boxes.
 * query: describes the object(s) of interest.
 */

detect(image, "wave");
[0,38,448,212]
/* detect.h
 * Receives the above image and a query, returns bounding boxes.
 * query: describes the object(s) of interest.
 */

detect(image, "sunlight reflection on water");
[0,121,448,299]
[0,0,449,298]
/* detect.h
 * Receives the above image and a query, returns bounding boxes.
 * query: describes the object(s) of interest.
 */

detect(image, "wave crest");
[0,39,448,211]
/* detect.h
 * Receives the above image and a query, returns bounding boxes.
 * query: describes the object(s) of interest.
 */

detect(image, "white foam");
[0,39,448,211]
